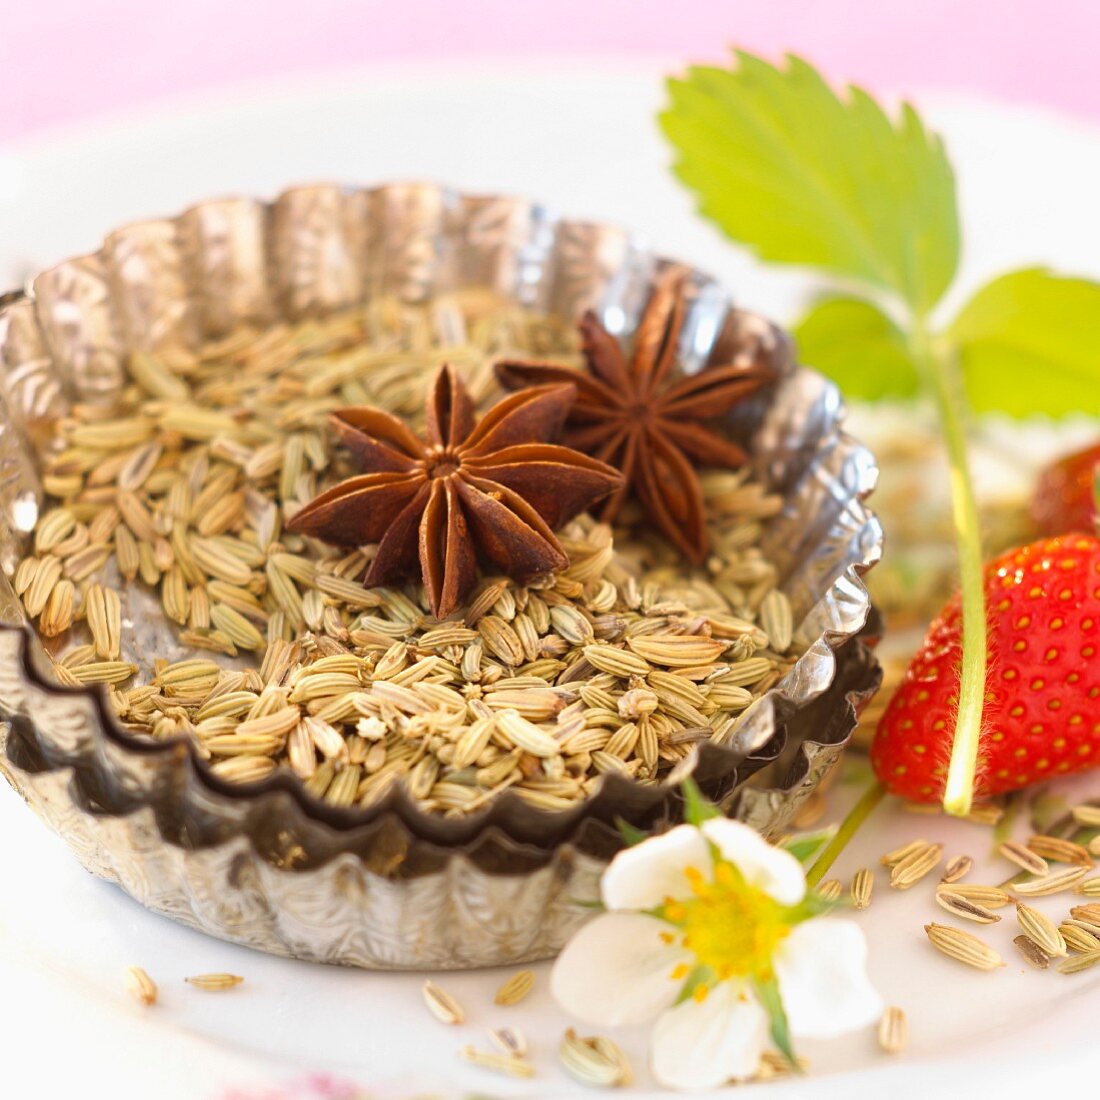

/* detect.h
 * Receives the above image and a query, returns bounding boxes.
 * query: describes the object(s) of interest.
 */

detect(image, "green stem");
[913,321,987,817]
[992,791,1022,848]
[805,782,885,887]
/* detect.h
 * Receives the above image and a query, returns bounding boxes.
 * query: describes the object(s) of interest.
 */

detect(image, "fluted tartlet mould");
[0,183,882,968]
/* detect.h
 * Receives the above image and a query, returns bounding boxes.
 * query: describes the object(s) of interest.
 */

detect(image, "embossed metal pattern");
[33,253,127,401]
[0,183,882,968]
[0,296,67,433]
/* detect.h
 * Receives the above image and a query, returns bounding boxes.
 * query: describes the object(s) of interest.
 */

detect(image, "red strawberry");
[1030,441,1100,537]
[871,534,1100,802]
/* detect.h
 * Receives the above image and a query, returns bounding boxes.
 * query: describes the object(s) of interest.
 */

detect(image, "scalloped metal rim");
[0,629,879,968]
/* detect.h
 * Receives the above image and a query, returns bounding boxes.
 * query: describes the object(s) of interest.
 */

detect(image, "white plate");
[1,59,1099,1100]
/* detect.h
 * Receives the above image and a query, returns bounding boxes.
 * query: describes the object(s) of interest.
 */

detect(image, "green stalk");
[912,321,987,816]
[805,782,885,887]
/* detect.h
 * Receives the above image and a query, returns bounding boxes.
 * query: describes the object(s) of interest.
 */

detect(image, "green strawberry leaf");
[660,52,959,313]
[793,296,920,400]
[948,268,1100,417]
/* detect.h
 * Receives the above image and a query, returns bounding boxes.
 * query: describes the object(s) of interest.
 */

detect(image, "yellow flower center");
[662,860,792,991]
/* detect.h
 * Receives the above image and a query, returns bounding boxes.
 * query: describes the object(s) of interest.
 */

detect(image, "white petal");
[551,913,686,1027]
[650,982,768,1089]
[700,818,806,905]
[601,824,711,911]
[774,918,883,1039]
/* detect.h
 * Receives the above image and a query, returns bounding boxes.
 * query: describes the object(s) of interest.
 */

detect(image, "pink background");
[1,0,1098,144]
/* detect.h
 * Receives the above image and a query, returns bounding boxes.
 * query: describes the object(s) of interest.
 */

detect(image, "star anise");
[287,364,622,618]
[495,271,776,562]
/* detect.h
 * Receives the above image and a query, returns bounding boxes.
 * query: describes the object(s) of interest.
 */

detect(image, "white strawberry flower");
[551,815,882,1089]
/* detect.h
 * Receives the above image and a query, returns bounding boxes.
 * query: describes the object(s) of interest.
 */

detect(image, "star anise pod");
[495,271,776,562]
[287,364,622,618]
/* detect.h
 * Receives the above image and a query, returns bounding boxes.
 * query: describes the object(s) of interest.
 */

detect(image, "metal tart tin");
[0,183,882,968]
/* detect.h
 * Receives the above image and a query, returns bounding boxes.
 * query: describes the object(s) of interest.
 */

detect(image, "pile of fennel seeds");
[13,292,801,815]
